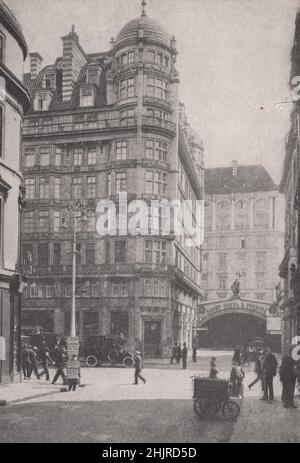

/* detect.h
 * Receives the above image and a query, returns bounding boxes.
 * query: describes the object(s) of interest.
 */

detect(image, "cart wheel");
[85,355,98,368]
[194,399,220,417]
[123,356,134,368]
[222,400,240,420]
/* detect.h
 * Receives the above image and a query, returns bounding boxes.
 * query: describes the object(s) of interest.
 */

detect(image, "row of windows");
[203,235,269,250]
[175,249,199,284]
[203,252,267,272]
[115,49,170,69]
[23,210,96,234]
[22,239,168,267]
[23,138,169,167]
[115,76,169,101]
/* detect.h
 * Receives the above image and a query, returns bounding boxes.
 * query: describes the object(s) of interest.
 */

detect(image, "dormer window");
[86,67,100,85]
[43,73,56,90]
[80,86,95,107]
[34,90,52,111]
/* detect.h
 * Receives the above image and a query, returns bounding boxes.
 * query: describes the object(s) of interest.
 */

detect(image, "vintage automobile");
[21,327,61,361]
[81,335,134,368]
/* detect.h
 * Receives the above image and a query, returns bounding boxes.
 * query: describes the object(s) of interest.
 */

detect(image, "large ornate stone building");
[199,162,284,349]
[0,0,30,383]
[279,8,300,353]
[21,5,204,357]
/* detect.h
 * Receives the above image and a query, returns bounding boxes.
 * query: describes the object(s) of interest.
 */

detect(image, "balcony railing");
[142,116,176,134]
[23,117,137,136]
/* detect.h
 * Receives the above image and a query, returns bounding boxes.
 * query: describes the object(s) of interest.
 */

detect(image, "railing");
[142,116,176,133]
[23,117,137,136]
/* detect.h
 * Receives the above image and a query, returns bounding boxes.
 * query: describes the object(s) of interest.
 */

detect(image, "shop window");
[110,311,128,338]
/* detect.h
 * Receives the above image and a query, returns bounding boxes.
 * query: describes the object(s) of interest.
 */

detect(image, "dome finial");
[141,0,147,17]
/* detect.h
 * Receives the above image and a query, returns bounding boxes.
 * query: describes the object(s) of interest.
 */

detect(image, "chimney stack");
[232,160,238,176]
[29,52,43,79]
[62,25,87,102]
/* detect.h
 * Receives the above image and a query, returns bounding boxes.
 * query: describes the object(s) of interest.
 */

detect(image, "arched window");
[235,200,249,231]
[216,200,230,231]
[254,199,268,229]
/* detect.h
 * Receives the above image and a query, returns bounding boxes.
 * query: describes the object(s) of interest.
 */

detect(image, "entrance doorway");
[143,320,162,358]
[203,313,267,349]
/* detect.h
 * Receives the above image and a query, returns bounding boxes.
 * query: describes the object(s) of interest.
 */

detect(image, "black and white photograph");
[0,0,300,445]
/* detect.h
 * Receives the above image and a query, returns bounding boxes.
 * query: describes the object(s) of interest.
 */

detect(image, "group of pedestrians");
[240,345,299,408]
[21,343,80,391]
[169,342,189,369]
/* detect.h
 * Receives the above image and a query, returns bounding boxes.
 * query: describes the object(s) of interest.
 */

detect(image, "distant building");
[21,6,204,357]
[0,0,30,383]
[279,9,300,353]
[199,161,285,349]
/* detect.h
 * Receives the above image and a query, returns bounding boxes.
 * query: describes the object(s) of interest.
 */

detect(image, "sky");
[6,0,300,183]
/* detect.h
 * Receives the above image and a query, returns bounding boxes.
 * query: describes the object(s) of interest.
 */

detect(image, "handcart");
[191,376,240,420]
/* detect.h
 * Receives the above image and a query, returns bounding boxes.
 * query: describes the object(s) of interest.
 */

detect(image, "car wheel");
[123,356,134,368]
[85,355,98,368]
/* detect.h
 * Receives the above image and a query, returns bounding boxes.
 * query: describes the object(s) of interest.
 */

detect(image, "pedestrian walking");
[280,348,298,409]
[192,347,197,363]
[169,343,177,364]
[28,346,40,379]
[176,343,182,364]
[133,351,146,385]
[21,344,31,380]
[182,342,188,369]
[209,357,218,379]
[39,347,54,381]
[52,347,67,385]
[248,354,263,393]
[230,362,245,397]
[261,347,278,401]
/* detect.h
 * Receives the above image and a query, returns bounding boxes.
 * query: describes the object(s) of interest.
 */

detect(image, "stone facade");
[0,0,30,383]
[203,163,284,303]
[21,9,204,357]
[279,9,300,353]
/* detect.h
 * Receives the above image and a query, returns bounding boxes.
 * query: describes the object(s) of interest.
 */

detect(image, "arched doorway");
[201,313,267,349]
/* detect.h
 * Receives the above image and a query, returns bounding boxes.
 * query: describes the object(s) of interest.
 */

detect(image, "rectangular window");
[39,177,49,199]
[81,87,94,107]
[128,51,135,63]
[24,178,35,200]
[145,240,166,264]
[218,277,227,290]
[72,177,82,198]
[116,172,127,193]
[24,150,35,167]
[53,211,60,232]
[87,176,96,198]
[87,147,97,165]
[54,147,62,166]
[107,173,112,195]
[218,253,227,270]
[145,140,154,159]
[38,243,49,266]
[40,147,50,166]
[23,212,34,233]
[155,141,168,161]
[54,178,61,199]
[86,242,96,265]
[110,311,128,337]
[87,68,99,85]
[116,141,128,160]
[145,170,166,194]
[115,240,126,263]
[53,243,61,266]
[147,76,155,97]
[73,148,83,166]
[38,211,49,232]
[145,171,154,194]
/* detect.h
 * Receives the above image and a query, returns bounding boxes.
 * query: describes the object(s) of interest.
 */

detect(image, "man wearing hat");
[133,351,146,385]
[280,345,298,408]
[39,347,54,381]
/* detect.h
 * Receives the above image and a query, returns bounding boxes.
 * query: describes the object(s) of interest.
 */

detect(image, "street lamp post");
[61,199,88,341]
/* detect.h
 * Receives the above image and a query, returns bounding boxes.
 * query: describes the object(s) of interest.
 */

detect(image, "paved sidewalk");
[0,378,63,405]
[231,373,300,443]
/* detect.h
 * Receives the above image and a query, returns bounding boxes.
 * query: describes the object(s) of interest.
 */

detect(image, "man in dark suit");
[133,351,146,385]
[182,342,188,369]
[280,348,298,409]
[262,347,278,401]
